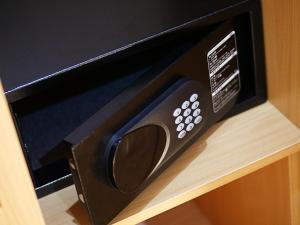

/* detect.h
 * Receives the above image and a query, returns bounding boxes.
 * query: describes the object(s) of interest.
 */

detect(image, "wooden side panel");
[195,159,292,225]
[289,151,300,225]
[262,0,300,224]
[0,83,45,225]
[263,0,300,127]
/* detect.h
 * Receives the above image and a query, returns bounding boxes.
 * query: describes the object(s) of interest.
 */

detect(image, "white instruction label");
[207,31,240,113]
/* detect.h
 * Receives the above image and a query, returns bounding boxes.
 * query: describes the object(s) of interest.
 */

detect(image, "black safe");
[0,0,266,224]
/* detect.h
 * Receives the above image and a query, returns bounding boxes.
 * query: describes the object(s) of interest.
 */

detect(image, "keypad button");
[181,101,190,109]
[173,108,181,117]
[193,108,201,117]
[178,130,186,139]
[176,123,185,132]
[186,123,194,131]
[185,116,193,124]
[191,101,199,109]
[194,116,203,124]
[183,108,191,117]
[175,116,183,124]
[190,94,198,102]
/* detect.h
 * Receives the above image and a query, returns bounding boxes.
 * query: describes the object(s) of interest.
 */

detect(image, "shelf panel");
[39,102,300,225]
[138,199,212,225]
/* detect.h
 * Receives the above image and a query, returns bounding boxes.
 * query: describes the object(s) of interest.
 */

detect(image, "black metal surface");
[7,0,266,203]
[0,0,246,102]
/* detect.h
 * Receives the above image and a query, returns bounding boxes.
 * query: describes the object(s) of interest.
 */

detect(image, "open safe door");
[63,22,241,225]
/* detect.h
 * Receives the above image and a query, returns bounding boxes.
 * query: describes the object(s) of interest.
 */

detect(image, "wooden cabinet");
[1,0,300,224]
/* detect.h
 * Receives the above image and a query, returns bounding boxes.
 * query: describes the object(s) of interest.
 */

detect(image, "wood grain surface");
[196,158,293,225]
[262,1,300,224]
[0,83,45,225]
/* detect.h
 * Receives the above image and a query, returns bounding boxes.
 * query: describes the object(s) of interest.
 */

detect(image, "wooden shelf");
[39,102,300,225]
[139,199,212,225]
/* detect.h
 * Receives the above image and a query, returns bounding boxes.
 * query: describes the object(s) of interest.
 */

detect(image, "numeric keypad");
[172,93,203,139]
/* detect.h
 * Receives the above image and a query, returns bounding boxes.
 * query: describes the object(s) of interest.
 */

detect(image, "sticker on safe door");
[207,31,240,113]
